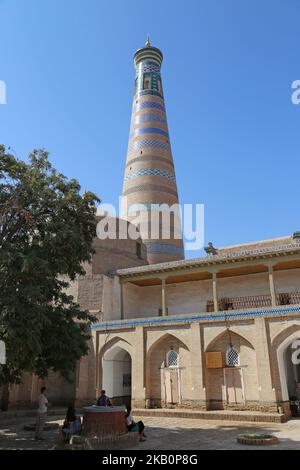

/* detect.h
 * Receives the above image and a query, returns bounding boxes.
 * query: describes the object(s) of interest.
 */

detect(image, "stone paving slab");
[0,414,300,450]
[131,415,300,450]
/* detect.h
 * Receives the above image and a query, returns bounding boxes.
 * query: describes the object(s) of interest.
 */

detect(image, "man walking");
[35,386,48,440]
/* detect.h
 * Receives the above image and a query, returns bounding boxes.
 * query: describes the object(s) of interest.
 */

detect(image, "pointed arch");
[271,324,300,402]
[146,332,191,408]
[99,336,133,407]
[206,329,255,352]
[205,329,258,409]
[147,332,190,357]
[99,336,133,359]
[272,323,300,351]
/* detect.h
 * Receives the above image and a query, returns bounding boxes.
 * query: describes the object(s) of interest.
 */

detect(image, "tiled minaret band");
[121,38,184,264]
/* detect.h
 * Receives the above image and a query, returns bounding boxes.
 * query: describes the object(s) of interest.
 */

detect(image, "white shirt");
[38,393,48,413]
[126,414,133,426]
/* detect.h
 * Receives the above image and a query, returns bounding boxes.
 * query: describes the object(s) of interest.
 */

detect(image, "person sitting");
[61,405,82,443]
[96,389,112,407]
[125,407,146,442]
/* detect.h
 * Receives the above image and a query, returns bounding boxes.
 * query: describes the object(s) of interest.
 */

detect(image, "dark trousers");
[128,421,144,434]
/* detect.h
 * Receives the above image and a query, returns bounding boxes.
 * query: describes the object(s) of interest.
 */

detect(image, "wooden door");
[225,368,244,404]
[165,368,179,404]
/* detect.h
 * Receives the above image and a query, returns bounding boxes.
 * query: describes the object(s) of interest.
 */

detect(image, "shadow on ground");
[1,414,300,450]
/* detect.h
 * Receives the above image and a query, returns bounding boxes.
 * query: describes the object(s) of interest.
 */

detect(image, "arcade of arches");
[74,316,300,420]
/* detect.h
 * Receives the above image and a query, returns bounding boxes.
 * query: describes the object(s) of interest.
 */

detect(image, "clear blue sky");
[0,0,299,258]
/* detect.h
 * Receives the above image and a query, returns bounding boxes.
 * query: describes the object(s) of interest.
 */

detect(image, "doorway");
[102,346,132,408]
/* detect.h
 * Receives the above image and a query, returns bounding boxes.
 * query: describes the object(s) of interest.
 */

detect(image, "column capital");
[210,268,219,277]
[158,274,168,281]
[264,260,276,270]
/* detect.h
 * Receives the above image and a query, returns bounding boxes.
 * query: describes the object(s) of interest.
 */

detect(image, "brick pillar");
[132,326,146,408]
[255,317,276,405]
[190,323,206,408]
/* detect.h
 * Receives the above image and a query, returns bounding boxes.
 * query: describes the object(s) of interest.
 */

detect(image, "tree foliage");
[0,145,99,395]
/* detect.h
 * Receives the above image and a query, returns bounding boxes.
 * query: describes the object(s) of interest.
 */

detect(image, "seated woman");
[61,405,82,443]
[125,407,146,442]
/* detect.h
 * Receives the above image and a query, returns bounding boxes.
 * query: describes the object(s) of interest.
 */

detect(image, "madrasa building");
[8,40,300,422]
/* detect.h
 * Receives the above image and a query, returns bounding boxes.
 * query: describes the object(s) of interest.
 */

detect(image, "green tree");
[0,145,100,410]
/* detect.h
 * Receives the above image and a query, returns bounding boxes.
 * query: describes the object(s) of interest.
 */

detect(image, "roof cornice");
[115,243,300,280]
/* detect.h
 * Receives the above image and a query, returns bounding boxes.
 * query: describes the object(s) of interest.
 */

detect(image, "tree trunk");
[1,383,9,411]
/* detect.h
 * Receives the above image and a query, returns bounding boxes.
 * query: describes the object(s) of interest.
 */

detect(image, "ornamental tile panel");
[124,168,176,182]
[127,139,171,153]
[91,305,300,331]
[130,127,169,138]
[133,101,165,112]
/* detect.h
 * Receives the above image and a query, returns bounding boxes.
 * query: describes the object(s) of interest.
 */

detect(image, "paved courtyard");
[1,413,300,450]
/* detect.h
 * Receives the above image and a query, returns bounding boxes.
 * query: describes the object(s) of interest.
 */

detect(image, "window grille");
[226,347,239,366]
[167,350,179,368]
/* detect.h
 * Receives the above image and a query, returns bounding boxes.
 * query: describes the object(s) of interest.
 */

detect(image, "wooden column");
[161,278,167,316]
[120,281,124,319]
[212,272,218,312]
[268,265,277,306]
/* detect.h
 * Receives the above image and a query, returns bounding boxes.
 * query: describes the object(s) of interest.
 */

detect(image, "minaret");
[121,39,184,264]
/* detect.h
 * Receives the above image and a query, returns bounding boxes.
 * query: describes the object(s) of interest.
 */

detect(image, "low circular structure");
[237,433,279,446]
[82,406,127,440]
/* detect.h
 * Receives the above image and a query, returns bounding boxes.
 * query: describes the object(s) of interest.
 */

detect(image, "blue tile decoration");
[91,305,300,331]
[134,48,163,68]
[131,113,167,125]
[137,62,161,75]
[127,139,170,153]
[133,101,165,112]
[130,127,169,138]
[138,90,162,98]
[134,58,163,97]
[124,188,178,198]
[124,168,176,182]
